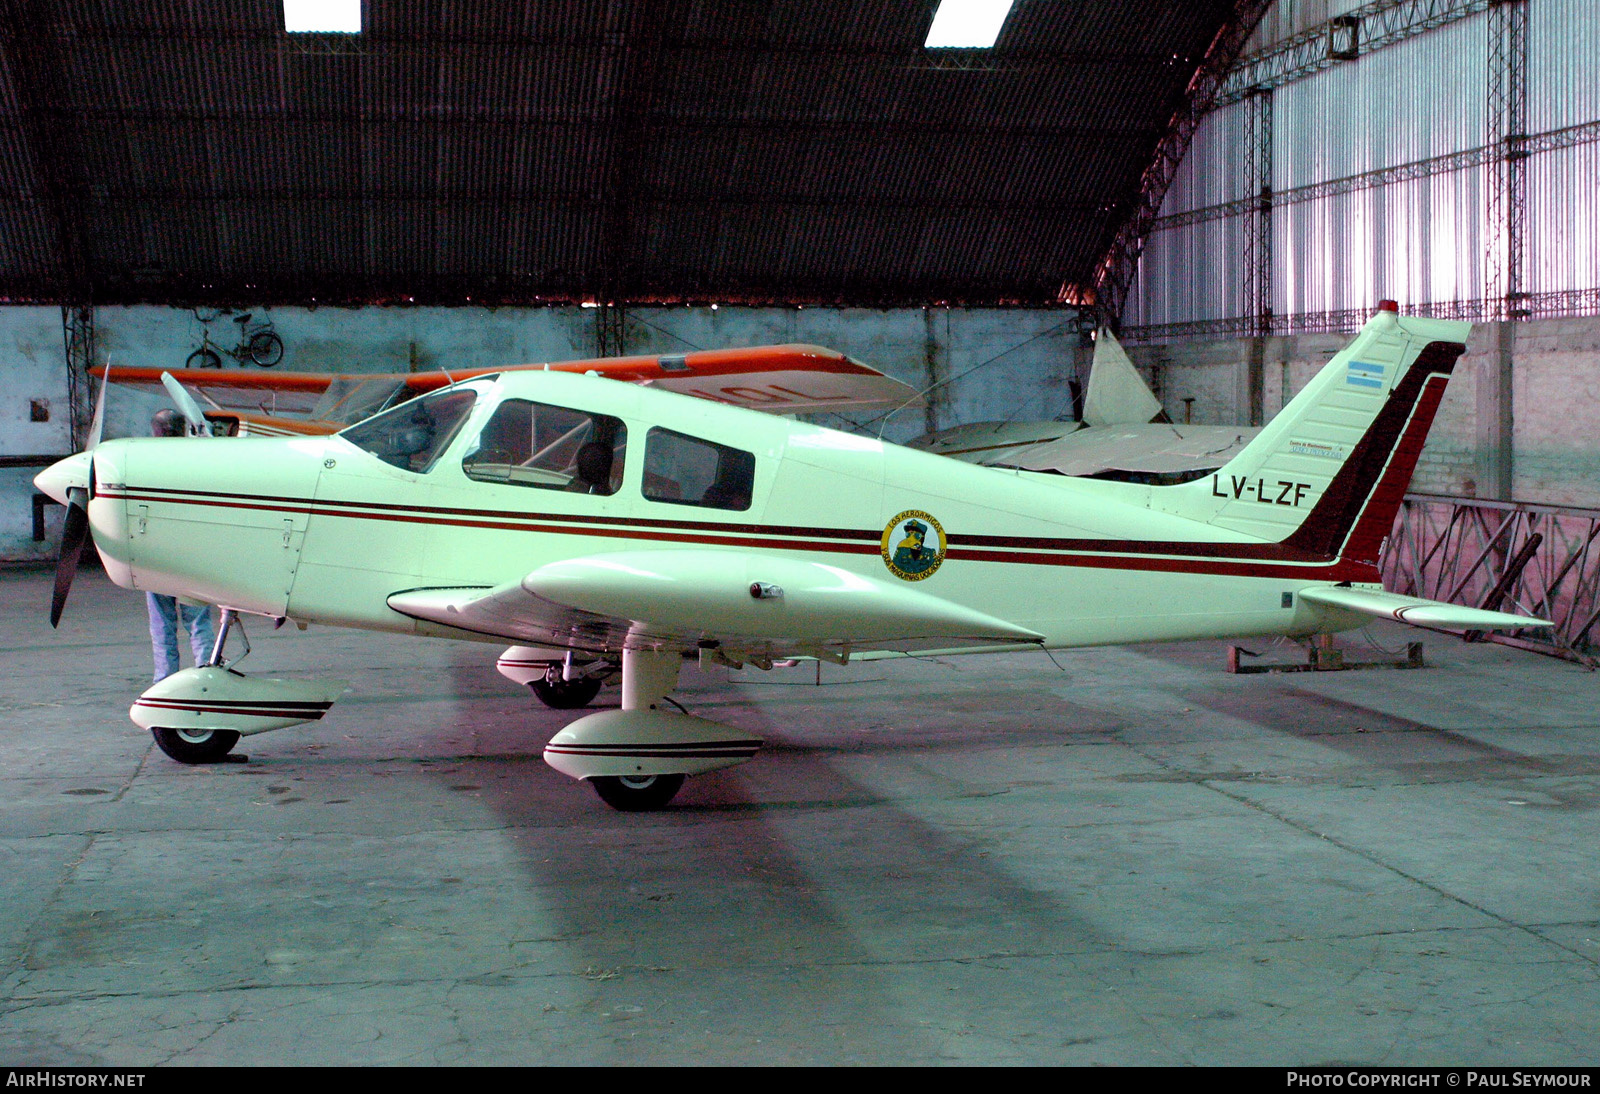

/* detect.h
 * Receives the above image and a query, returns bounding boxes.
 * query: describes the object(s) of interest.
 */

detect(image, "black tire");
[247,330,284,367]
[591,774,686,812]
[186,347,223,370]
[529,667,604,709]
[151,726,240,764]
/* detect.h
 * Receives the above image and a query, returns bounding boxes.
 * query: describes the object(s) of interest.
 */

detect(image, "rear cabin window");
[462,399,627,495]
[641,427,755,511]
[340,387,477,473]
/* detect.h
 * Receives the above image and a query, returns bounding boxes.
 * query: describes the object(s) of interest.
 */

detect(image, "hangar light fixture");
[924,0,1015,48]
[283,0,361,34]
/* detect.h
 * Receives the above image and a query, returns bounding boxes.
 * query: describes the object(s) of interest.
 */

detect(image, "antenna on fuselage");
[875,312,1083,440]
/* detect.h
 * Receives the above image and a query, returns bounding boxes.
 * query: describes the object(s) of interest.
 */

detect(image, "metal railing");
[1380,493,1600,666]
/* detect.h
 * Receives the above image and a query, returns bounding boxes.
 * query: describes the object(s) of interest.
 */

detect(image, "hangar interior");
[2,0,1598,1067]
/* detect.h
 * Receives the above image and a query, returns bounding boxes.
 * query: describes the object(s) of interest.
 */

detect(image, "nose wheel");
[590,774,685,811]
[150,726,240,764]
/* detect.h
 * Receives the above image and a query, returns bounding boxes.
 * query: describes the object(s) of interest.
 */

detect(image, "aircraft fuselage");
[80,368,1368,655]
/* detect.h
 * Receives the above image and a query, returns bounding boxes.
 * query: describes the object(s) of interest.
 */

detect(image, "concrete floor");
[1,566,1598,1066]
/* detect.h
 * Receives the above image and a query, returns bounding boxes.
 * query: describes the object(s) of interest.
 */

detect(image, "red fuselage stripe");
[103,482,1382,581]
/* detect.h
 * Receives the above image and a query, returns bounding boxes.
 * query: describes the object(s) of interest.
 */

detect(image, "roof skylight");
[924,0,1016,49]
[283,0,362,34]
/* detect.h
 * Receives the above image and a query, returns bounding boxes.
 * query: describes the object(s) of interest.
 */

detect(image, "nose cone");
[34,451,91,505]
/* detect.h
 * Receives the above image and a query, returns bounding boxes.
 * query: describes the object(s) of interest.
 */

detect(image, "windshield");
[340,386,478,472]
[311,376,413,425]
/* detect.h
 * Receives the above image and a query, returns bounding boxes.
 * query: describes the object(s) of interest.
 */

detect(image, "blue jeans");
[146,593,217,682]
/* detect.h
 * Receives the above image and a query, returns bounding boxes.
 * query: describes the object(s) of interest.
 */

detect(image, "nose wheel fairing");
[131,666,348,747]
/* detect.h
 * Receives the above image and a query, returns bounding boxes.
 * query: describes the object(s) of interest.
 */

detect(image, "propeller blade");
[50,486,90,628]
[160,371,209,435]
[86,362,110,450]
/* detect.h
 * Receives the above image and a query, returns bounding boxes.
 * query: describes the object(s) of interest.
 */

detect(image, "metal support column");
[1242,89,1273,425]
[1485,0,1529,321]
[594,301,628,359]
[60,305,94,452]
[1481,0,1527,501]
[1241,89,1274,329]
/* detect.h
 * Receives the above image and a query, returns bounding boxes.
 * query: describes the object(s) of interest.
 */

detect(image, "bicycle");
[186,310,284,369]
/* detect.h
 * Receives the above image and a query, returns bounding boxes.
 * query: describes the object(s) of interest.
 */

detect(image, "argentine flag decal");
[1346,360,1386,389]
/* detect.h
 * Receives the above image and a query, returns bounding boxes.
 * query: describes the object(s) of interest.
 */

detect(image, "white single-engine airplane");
[36,302,1550,810]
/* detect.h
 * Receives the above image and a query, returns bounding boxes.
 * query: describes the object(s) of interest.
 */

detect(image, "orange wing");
[103,344,920,437]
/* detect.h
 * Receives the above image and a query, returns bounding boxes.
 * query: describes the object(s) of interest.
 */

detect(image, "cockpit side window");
[340,387,478,473]
[642,427,755,511]
[462,399,627,495]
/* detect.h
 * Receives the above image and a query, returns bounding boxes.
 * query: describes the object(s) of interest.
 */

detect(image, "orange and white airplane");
[99,343,921,438]
[37,303,1550,810]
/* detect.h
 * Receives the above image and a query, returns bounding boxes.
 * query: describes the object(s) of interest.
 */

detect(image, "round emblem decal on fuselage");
[881,509,948,581]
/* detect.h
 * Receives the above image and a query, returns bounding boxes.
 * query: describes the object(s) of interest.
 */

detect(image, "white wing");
[386,548,1042,662]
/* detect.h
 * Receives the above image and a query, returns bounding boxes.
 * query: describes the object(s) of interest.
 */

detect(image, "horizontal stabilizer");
[1300,586,1552,630]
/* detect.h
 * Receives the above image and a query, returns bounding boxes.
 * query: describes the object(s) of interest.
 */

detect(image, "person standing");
[145,409,217,680]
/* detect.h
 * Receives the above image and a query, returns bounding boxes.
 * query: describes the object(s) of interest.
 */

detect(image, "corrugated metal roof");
[0,0,1238,306]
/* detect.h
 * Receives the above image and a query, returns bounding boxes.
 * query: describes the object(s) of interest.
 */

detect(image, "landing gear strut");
[134,610,343,766]
[149,607,248,764]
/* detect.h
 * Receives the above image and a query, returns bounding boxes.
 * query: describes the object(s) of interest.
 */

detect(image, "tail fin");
[1082,328,1164,427]
[1162,303,1471,566]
